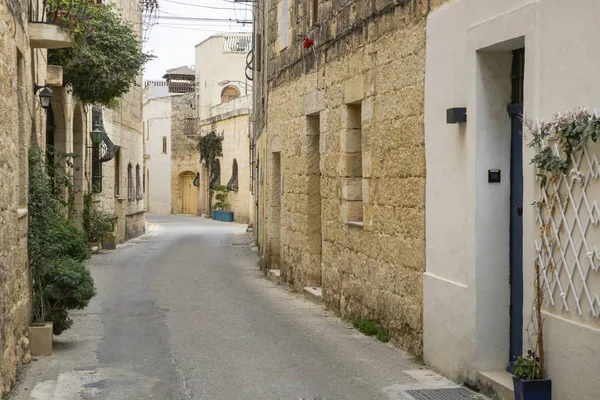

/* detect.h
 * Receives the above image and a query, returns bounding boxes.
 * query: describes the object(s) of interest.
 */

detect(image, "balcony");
[29,0,87,49]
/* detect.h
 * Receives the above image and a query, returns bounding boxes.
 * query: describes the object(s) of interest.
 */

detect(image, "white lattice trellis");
[534,138,600,318]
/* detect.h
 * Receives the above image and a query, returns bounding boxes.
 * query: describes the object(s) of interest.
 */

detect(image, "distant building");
[143,66,195,214]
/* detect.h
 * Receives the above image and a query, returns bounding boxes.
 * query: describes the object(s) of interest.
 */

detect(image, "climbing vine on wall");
[524,108,600,378]
[197,130,224,211]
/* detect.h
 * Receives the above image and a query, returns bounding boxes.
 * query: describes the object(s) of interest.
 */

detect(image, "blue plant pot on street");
[211,210,234,222]
[221,211,234,222]
[513,377,551,400]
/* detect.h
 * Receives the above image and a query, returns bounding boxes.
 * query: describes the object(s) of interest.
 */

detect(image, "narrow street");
[11,215,484,400]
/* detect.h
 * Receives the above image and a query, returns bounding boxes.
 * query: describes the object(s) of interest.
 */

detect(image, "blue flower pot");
[221,211,234,222]
[513,377,551,400]
[211,211,233,222]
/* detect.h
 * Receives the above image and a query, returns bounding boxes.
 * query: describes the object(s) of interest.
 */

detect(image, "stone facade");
[45,0,146,243]
[198,97,253,223]
[170,92,200,214]
[253,0,428,354]
[143,82,173,215]
[0,0,49,394]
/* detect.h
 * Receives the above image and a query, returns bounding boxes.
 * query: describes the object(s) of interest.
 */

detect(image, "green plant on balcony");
[48,2,151,107]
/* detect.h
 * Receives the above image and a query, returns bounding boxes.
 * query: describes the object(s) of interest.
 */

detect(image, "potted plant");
[83,192,116,250]
[211,184,233,222]
[509,350,551,400]
[28,147,97,354]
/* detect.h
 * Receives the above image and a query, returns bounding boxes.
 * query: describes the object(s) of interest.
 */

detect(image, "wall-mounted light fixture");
[34,85,52,110]
[89,125,104,146]
[446,107,467,124]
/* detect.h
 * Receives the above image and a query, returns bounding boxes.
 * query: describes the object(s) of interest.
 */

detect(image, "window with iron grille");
[127,162,133,201]
[511,48,525,104]
[91,106,104,193]
[136,163,142,200]
[114,148,120,197]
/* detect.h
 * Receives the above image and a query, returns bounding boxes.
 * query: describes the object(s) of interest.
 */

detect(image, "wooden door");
[181,172,198,214]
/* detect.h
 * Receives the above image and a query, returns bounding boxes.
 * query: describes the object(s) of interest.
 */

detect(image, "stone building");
[143,67,195,214]
[251,0,429,354]
[0,0,144,394]
[0,0,50,393]
[161,34,253,222]
[423,1,600,399]
[193,34,253,223]
[45,0,146,242]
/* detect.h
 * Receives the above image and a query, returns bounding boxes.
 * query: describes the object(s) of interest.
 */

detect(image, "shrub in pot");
[509,350,551,400]
[212,185,233,222]
[28,146,97,344]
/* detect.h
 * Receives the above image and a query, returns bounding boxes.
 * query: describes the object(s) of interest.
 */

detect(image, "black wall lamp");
[447,107,467,124]
[34,85,52,110]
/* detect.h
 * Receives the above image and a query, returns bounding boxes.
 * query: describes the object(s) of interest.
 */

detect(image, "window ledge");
[346,221,364,228]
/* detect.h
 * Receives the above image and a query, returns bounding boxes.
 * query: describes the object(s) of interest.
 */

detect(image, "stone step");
[303,286,322,305]
[478,370,514,400]
[267,269,281,284]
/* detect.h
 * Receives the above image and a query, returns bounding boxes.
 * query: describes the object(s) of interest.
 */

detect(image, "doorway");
[270,152,282,266]
[306,114,322,286]
[508,48,524,361]
[181,171,198,214]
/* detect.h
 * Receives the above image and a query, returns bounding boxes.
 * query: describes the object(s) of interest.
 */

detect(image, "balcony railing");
[30,0,88,24]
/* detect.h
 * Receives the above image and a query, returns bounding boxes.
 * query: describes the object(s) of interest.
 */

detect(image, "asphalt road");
[10,215,482,400]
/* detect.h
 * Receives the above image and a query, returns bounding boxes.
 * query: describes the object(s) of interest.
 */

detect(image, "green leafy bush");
[212,184,230,211]
[29,146,96,335]
[513,350,542,380]
[39,256,97,335]
[83,192,115,243]
[48,2,151,106]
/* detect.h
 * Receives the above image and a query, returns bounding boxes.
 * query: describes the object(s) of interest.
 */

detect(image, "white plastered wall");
[144,96,172,215]
[424,0,600,398]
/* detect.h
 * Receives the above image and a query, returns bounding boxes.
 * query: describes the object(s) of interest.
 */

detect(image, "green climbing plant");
[196,129,223,211]
[519,108,600,380]
[48,2,152,107]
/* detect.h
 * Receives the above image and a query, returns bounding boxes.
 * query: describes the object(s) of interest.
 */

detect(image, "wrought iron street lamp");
[90,125,104,145]
[34,85,52,110]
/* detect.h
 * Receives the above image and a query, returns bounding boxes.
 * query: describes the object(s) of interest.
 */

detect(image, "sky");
[142,0,253,79]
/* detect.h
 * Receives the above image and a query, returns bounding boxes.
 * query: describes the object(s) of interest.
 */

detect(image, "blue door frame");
[508,103,524,361]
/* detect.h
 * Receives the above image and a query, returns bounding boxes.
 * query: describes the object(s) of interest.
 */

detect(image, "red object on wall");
[302,37,314,49]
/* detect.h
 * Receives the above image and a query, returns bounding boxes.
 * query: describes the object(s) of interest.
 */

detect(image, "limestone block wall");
[257,0,428,354]
[200,111,252,224]
[170,93,200,214]
[96,0,145,241]
[0,0,48,394]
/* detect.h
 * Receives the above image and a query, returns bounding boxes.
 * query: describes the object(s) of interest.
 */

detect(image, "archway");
[180,171,199,214]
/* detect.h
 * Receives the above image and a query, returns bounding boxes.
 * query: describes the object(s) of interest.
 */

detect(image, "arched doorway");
[180,171,198,214]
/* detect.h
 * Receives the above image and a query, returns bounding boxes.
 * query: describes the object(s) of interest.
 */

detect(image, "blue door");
[508,103,523,361]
